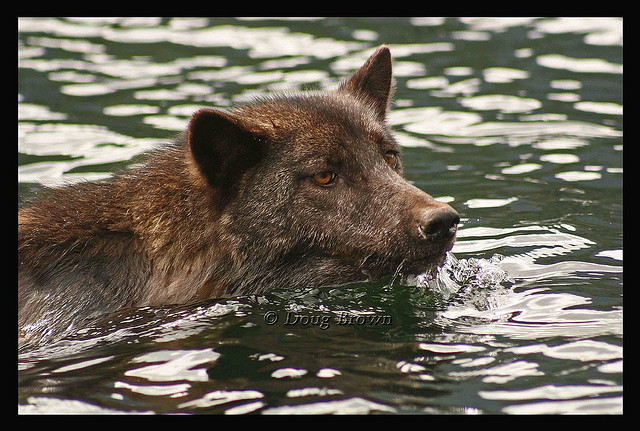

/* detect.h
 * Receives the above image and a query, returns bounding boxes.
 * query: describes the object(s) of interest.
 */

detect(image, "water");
[18,17,623,414]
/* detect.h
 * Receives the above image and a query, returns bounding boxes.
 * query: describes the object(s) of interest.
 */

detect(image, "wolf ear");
[339,45,393,120]
[187,108,265,196]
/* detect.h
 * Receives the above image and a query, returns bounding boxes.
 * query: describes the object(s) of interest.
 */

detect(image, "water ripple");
[18,17,622,415]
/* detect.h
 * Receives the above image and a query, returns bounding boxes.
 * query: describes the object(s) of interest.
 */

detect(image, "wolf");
[18,45,459,347]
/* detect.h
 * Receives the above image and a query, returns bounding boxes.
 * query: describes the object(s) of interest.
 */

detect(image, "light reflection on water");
[18,17,622,414]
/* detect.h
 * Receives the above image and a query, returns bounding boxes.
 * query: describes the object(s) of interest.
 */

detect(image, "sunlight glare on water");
[19,17,622,414]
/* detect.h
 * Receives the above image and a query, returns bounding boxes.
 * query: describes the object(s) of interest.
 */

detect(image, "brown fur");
[18,46,459,348]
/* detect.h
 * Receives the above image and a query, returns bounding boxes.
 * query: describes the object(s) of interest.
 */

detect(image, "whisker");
[389,258,406,287]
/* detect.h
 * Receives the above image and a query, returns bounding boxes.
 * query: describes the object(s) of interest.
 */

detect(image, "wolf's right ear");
[187,108,265,195]
[338,45,393,120]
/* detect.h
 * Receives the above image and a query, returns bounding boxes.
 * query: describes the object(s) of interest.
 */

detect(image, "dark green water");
[18,17,622,414]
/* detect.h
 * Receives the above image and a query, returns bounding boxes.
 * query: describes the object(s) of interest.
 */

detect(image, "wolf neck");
[117,144,217,257]
[113,143,232,303]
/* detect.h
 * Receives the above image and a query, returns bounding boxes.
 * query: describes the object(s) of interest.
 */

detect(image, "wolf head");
[185,46,459,294]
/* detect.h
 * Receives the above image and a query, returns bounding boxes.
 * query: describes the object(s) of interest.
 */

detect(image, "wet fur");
[18,46,457,348]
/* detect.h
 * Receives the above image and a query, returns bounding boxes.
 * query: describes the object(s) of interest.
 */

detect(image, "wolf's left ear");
[187,108,265,205]
[338,45,394,120]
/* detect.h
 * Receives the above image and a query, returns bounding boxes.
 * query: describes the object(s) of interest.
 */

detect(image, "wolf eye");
[312,171,337,186]
[384,151,399,169]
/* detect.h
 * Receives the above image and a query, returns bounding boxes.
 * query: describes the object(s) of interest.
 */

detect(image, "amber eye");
[384,151,399,169]
[313,171,337,186]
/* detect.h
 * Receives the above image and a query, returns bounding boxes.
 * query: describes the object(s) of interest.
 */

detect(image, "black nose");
[418,206,460,240]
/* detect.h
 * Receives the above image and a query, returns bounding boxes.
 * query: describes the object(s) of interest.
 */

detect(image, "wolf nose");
[417,206,460,240]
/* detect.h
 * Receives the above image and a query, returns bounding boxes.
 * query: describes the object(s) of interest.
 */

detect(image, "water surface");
[18,17,622,414]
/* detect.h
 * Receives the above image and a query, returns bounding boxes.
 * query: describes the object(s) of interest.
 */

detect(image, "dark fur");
[18,46,459,347]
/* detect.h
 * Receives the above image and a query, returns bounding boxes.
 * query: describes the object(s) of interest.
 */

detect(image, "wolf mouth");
[360,239,454,282]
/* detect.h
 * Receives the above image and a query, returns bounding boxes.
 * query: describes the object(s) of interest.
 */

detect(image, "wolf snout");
[416,205,460,241]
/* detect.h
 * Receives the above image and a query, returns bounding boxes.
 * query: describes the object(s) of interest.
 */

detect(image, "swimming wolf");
[18,45,459,347]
